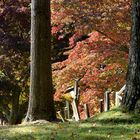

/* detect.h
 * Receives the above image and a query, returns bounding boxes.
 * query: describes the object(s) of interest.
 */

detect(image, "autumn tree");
[122,0,140,111]
[25,0,56,121]
[51,0,131,117]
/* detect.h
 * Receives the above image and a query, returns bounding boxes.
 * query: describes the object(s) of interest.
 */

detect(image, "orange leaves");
[52,0,131,49]
[51,26,59,35]
[116,12,124,17]
[53,30,128,117]
[51,0,131,116]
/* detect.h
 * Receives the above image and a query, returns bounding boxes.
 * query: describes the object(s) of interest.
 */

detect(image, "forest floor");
[0,108,140,140]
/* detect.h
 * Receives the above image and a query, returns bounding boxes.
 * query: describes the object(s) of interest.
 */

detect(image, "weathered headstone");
[84,104,90,119]
[99,99,103,113]
[115,85,126,106]
[104,89,112,112]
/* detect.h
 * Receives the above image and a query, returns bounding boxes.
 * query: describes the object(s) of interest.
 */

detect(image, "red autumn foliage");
[51,0,131,118]
[53,31,128,117]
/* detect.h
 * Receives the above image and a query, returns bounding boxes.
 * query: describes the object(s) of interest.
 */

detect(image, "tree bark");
[25,0,56,121]
[122,0,140,111]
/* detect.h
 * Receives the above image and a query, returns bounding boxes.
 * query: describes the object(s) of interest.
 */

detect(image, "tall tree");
[25,0,56,121]
[122,0,140,111]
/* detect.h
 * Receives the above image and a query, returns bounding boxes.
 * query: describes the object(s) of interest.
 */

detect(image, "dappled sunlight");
[0,120,140,140]
[9,126,38,134]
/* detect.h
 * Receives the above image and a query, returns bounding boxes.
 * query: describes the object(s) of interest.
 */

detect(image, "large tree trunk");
[122,0,140,111]
[25,0,56,121]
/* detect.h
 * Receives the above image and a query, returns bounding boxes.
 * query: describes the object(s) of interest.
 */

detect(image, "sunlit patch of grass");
[0,108,140,140]
[92,107,140,124]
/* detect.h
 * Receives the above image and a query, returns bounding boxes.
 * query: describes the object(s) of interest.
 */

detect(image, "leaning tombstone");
[104,89,112,112]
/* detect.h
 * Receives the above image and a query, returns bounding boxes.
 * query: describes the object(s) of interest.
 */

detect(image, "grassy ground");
[0,108,140,140]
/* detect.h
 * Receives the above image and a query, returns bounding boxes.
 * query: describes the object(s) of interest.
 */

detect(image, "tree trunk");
[122,0,140,111]
[25,0,56,121]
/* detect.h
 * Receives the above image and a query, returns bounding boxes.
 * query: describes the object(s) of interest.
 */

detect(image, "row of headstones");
[99,84,126,113]
[58,79,125,122]
[62,101,90,121]
[96,82,125,114]
[57,79,90,122]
